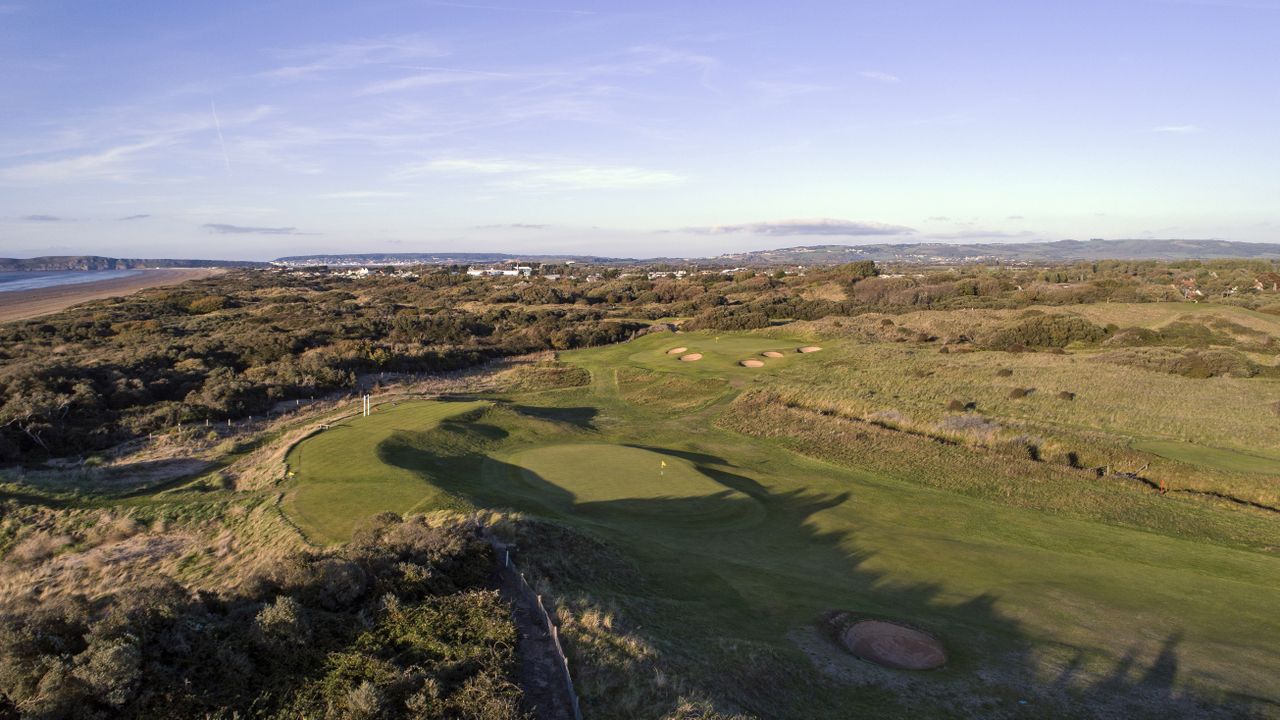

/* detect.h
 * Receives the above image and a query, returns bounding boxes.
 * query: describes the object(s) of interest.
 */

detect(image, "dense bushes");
[0,514,523,719]
[1094,347,1263,379]
[981,313,1109,350]
[0,271,649,459]
[683,307,771,331]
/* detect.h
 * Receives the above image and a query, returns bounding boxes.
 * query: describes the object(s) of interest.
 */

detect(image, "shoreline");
[0,268,225,322]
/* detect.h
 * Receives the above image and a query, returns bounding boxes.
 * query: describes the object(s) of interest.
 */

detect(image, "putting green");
[627,332,810,375]
[1135,440,1280,475]
[500,444,765,527]
[283,399,488,543]
[507,444,722,502]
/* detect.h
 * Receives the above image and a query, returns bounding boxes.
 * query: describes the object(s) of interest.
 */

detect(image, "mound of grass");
[497,360,591,392]
[283,400,489,543]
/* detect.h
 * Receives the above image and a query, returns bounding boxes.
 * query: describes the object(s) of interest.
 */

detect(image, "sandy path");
[0,268,223,322]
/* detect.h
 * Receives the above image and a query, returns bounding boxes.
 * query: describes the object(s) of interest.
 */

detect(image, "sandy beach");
[0,268,224,322]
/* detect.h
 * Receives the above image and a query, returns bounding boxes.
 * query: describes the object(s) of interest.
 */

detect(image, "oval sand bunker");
[841,620,946,670]
[797,346,823,353]
[666,347,688,355]
[761,351,784,358]
[740,359,765,368]
[679,353,703,362]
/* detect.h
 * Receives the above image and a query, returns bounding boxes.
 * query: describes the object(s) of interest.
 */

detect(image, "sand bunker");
[666,347,688,355]
[679,353,703,362]
[761,351,785,358]
[841,620,946,670]
[797,346,823,353]
[740,359,765,368]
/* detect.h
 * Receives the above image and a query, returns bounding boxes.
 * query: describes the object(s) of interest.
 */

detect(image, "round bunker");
[740,359,765,368]
[761,351,784,358]
[840,620,946,670]
[797,346,823,353]
[666,347,688,355]
[679,353,703,362]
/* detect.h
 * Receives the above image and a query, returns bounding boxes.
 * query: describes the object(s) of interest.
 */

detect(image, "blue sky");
[1,0,1277,260]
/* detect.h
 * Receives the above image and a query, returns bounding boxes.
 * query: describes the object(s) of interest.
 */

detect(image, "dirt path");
[0,268,223,322]
[493,555,579,720]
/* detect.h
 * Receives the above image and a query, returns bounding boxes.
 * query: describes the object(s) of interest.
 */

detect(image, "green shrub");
[982,314,1108,350]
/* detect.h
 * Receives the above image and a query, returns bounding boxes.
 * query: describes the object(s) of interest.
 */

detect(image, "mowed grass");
[630,332,812,375]
[1135,440,1280,475]
[283,399,488,543]
[281,327,1280,716]
[508,444,731,503]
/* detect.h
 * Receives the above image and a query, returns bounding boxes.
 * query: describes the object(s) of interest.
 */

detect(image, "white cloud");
[399,157,685,189]
[1152,124,1201,133]
[317,190,409,199]
[859,70,900,83]
[924,230,1037,240]
[263,35,449,79]
[0,138,172,184]
[750,80,832,104]
[357,66,516,95]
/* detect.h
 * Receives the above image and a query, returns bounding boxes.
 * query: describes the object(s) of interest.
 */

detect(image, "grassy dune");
[281,324,1280,717]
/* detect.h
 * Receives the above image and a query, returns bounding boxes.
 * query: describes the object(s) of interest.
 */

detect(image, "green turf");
[629,332,811,375]
[282,330,1280,717]
[283,399,488,543]
[1135,439,1280,475]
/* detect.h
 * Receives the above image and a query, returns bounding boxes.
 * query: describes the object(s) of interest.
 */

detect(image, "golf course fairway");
[280,330,1280,717]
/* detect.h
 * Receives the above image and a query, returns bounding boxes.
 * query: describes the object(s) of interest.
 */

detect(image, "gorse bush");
[1095,347,1263,379]
[0,514,524,719]
[980,313,1109,350]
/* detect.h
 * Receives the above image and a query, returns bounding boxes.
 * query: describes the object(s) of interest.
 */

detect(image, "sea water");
[0,270,144,294]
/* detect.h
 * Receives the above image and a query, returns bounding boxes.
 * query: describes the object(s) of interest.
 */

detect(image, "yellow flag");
[660,460,668,469]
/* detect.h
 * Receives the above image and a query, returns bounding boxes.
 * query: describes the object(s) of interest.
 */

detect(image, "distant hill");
[708,239,1280,266]
[273,252,630,267]
[0,256,267,271]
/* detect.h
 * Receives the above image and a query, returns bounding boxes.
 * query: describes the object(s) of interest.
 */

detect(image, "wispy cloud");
[317,190,408,199]
[203,223,305,235]
[0,138,172,184]
[924,230,1037,240]
[474,222,549,230]
[421,1,597,14]
[22,214,67,222]
[357,68,510,96]
[1152,124,1200,133]
[118,214,151,221]
[859,70,900,83]
[400,157,685,190]
[263,35,449,79]
[682,219,916,237]
[750,80,832,104]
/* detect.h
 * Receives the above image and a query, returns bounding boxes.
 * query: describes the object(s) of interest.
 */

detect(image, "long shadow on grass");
[381,426,1269,718]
